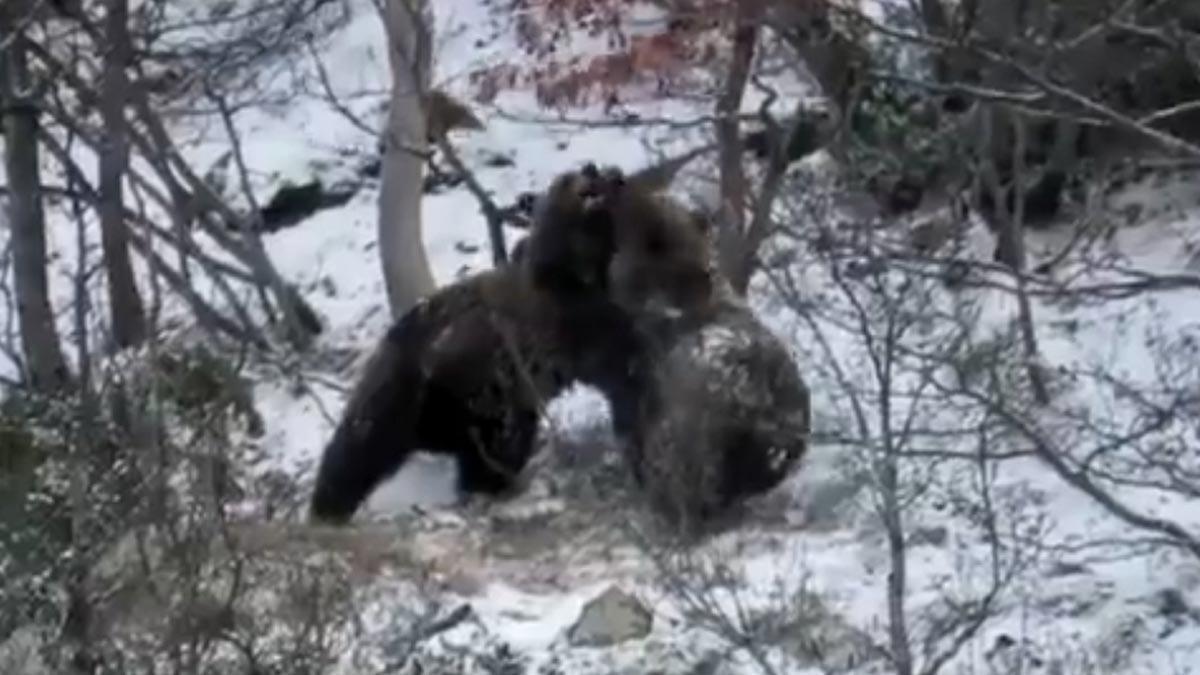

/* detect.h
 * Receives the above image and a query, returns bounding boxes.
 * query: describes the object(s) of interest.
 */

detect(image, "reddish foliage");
[472,0,742,109]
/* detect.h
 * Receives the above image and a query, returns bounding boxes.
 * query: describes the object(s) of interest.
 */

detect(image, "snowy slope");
[3,0,1200,672]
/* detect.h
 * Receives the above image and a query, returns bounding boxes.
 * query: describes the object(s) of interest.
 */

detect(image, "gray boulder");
[567,586,654,647]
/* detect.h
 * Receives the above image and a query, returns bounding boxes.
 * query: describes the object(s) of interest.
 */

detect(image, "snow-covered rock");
[567,585,654,647]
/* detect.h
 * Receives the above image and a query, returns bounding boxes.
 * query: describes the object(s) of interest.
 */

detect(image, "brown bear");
[523,166,812,533]
[308,165,650,524]
[309,162,807,531]
[632,300,812,531]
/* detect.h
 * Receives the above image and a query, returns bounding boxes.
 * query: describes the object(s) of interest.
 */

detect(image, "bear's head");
[602,176,714,322]
[517,163,620,297]
[515,162,716,321]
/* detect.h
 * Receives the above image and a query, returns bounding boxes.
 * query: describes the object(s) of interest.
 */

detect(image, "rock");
[567,586,653,647]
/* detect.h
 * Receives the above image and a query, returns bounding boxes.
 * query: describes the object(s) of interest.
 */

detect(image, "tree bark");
[1,3,71,392]
[713,6,758,296]
[978,108,1051,404]
[98,0,147,349]
[377,0,436,318]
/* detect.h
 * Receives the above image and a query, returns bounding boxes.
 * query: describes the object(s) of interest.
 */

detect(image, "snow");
[3,0,1200,672]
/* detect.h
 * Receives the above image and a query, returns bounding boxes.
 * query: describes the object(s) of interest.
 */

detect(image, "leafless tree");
[0,232,452,673]
[97,0,148,350]
[0,0,72,393]
[459,5,1200,669]
[18,0,337,352]
[805,0,1200,570]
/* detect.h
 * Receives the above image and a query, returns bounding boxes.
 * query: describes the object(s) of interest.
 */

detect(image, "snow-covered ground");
[4,0,1200,672]
[250,6,1200,663]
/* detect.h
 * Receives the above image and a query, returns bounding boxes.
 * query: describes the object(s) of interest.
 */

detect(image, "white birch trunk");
[377,0,436,318]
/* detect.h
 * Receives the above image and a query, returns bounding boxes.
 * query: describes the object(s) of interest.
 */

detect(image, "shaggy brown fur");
[524,166,812,532]
[309,161,805,530]
[309,271,562,523]
[517,165,717,446]
[633,300,811,530]
[309,165,644,524]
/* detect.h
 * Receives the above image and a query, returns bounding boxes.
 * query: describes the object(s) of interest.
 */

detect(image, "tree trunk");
[98,0,147,349]
[979,109,1051,404]
[1,5,71,392]
[712,8,757,296]
[1006,116,1052,405]
[377,0,436,318]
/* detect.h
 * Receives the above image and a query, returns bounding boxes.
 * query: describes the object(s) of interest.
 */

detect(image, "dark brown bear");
[526,167,812,533]
[632,299,812,532]
[308,165,648,524]
[507,166,716,456]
